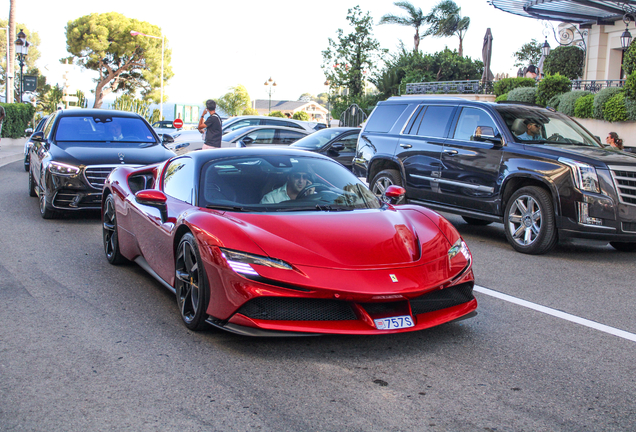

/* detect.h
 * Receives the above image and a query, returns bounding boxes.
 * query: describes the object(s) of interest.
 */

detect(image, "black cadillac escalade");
[353,97,636,254]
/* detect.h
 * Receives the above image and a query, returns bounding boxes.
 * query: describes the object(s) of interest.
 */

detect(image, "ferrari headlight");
[448,238,470,261]
[49,161,81,176]
[559,158,600,193]
[220,248,293,276]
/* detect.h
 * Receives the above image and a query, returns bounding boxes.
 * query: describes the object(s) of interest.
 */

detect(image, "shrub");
[292,111,310,121]
[557,91,591,116]
[625,71,636,100]
[242,107,259,116]
[622,43,636,75]
[593,86,623,119]
[625,97,636,121]
[506,87,537,104]
[495,93,508,102]
[268,111,285,118]
[493,77,536,96]
[543,46,585,79]
[536,74,571,106]
[547,94,563,110]
[603,92,628,122]
[574,94,594,118]
[0,103,36,138]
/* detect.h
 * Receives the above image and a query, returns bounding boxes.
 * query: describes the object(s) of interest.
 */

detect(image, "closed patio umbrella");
[481,28,494,85]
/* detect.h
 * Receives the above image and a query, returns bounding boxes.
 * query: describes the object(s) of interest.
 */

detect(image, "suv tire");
[504,186,557,255]
[370,169,403,203]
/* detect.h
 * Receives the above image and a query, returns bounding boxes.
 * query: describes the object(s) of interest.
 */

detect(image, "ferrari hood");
[228,209,450,269]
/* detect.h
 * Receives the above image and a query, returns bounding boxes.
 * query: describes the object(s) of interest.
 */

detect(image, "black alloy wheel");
[38,176,58,219]
[370,169,403,204]
[175,233,209,331]
[28,168,37,197]
[102,194,127,265]
[504,186,558,255]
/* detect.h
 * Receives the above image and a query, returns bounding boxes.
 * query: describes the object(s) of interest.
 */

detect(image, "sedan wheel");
[504,186,557,255]
[102,194,126,264]
[370,169,403,204]
[38,178,58,219]
[28,169,37,197]
[175,233,209,331]
[24,154,30,172]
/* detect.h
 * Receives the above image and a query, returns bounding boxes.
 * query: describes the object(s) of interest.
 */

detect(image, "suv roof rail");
[495,101,547,109]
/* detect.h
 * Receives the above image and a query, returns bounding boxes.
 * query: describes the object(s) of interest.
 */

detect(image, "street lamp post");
[14,29,30,103]
[130,30,165,120]
[264,77,276,114]
[1,27,9,103]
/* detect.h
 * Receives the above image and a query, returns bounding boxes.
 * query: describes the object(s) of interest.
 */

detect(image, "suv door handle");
[444,149,458,156]
[400,143,412,149]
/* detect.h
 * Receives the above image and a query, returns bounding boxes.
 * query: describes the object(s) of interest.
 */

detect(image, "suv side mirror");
[473,126,502,146]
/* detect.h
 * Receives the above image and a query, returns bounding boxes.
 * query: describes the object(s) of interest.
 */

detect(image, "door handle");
[400,143,412,149]
[444,149,458,156]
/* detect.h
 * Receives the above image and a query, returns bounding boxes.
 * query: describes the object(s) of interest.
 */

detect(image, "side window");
[228,119,259,132]
[268,119,302,129]
[338,133,360,151]
[411,106,455,138]
[453,107,498,141]
[163,157,195,204]
[245,128,275,144]
[278,130,306,144]
[364,104,408,133]
[43,114,57,139]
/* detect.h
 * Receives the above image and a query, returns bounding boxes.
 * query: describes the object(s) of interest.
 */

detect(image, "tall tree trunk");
[8,0,16,103]
[414,28,420,52]
[458,36,463,58]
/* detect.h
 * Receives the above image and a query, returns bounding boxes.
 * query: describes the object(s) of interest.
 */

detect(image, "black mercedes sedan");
[28,109,175,219]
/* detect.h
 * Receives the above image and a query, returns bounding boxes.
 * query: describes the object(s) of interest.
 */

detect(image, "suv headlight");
[49,161,81,176]
[220,248,293,276]
[559,158,600,193]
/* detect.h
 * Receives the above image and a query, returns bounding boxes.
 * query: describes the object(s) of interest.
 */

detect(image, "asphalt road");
[1,160,635,431]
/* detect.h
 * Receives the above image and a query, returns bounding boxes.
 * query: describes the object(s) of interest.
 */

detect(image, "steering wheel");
[547,133,566,142]
[296,183,329,199]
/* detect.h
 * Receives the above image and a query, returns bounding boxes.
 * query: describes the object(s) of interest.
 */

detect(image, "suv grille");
[609,166,636,206]
[84,165,119,189]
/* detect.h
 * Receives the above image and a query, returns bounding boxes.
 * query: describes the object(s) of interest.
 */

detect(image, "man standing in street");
[0,105,5,146]
[198,99,222,149]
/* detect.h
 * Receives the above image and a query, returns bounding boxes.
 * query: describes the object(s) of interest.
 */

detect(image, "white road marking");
[474,285,636,343]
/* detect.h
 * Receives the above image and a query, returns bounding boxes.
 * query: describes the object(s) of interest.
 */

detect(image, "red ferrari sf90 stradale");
[102,148,476,336]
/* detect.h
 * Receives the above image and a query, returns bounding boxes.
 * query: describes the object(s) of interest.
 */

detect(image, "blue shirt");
[517,132,540,141]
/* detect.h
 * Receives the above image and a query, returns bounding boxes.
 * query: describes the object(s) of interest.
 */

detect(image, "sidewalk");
[0,138,27,168]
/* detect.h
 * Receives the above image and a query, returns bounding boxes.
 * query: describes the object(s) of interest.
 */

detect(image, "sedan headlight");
[559,157,600,193]
[220,248,293,276]
[448,238,470,261]
[49,161,81,176]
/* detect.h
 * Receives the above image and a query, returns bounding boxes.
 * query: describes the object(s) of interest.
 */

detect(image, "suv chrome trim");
[608,165,636,207]
[410,174,494,193]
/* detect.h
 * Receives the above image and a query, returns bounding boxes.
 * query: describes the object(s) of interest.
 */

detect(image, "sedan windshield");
[290,129,351,150]
[55,116,157,145]
[496,105,601,147]
[199,155,382,212]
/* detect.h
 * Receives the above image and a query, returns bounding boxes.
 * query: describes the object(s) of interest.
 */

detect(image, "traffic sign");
[173,118,183,129]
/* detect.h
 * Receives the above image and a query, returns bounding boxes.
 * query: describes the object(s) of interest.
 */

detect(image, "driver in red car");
[260,165,314,203]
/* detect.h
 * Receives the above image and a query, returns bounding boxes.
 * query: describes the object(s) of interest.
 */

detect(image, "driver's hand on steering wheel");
[305,181,315,195]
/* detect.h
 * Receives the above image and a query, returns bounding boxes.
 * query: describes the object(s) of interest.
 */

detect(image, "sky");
[5,0,545,115]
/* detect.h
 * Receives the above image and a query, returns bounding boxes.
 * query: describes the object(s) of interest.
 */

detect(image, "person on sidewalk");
[0,105,5,146]
[606,132,624,150]
[198,99,222,149]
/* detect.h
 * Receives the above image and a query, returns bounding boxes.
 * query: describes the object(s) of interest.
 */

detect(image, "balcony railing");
[405,80,494,95]
[570,79,625,93]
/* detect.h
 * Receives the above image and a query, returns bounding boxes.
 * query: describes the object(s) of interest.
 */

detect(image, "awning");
[488,0,636,25]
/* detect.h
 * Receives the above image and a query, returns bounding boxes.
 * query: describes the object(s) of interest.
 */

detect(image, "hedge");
[495,93,508,102]
[593,87,623,119]
[506,87,537,104]
[536,74,571,107]
[574,94,594,118]
[603,92,628,122]
[493,77,536,97]
[547,94,563,110]
[558,90,591,117]
[0,103,36,138]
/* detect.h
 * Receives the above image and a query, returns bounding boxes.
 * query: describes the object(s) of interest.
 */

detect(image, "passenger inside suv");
[512,118,543,140]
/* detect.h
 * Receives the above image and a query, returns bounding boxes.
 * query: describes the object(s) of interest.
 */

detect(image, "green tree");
[65,12,173,108]
[292,111,310,121]
[0,19,41,95]
[322,6,386,99]
[513,39,542,67]
[216,85,251,117]
[543,46,585,80]
[379,1,428,52]
[425,0,470,57]
[269,111,285,118]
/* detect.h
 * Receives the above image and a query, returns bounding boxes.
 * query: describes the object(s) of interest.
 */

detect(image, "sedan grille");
[609,166,636,206]
[84,165,119,189]
[53,189,102,209]
[237,298,357,321]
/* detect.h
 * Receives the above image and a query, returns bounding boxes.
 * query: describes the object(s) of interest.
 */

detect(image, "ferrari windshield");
[199,155,382,212]
[55,116,157,145]
[495,105,601,147]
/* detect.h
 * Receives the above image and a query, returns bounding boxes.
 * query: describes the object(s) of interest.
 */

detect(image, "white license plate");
[374,315,414,330]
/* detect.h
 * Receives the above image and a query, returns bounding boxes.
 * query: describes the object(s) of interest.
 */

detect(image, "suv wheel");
[504,186,557,255]
[370,169,403,203]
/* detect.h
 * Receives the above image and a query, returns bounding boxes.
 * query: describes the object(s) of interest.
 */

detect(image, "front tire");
[370,169,403,203]
[28,169,37,197]
[24,154,30,172]
[175,233,210,331]
[504,186,557,255]
[609,242,636,252]
[38,177,58,219]
[103,194,127,265]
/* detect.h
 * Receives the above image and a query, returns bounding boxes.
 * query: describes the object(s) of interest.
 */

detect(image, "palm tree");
[426,0,470,57]
[379,1,428,52]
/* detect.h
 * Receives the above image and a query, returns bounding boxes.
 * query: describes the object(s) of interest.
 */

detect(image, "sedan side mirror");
[25,127,34,135]
[31,131,45,142]
[135,189,168,223]
[385,185,406,205]
[162,134,175,144]
[241,136,254,146]
[331,143,345,151]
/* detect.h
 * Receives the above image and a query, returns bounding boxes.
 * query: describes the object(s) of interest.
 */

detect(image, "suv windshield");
[55,116,157,146]
[495,105,601,147]
[199,155,382,212]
